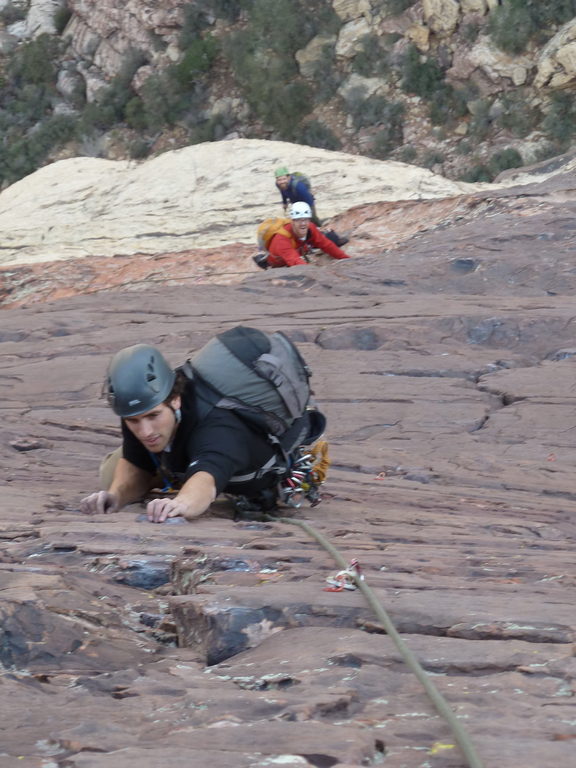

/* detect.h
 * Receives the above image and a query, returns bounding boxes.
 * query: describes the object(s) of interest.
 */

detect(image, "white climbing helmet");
[289,201,312,220]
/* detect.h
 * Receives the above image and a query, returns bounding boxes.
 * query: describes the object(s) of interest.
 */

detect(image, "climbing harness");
[262,514,485,768]
[230,440,331,520]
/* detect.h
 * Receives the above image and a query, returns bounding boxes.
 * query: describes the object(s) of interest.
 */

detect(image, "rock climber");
[274,166,320,223]
[79,330,325,522]
[255,202,350,270]
[274,166,348,247]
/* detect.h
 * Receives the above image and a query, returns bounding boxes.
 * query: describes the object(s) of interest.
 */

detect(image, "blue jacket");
[277,176,316,209]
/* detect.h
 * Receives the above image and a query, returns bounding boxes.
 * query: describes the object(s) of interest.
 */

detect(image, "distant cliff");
[1,0,576,187]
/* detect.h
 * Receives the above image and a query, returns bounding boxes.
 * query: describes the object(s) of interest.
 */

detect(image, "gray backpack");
[179,327,325,485]
[191,325,311,428]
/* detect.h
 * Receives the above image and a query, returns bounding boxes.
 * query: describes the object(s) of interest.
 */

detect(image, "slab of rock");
[1,148,576,767]
[0,138,490,267]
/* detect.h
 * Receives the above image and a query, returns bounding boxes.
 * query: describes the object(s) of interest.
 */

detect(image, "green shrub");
[187,112,237,144]
[350,92,390,129]
[310,43,341,103]
[174,36,219,86]
[0,114,76,186]
[401,44,444,99]
[488,4,535,54]
[370,126,403,159]
[295,120,341,150]
[0,4,26,24]
[223,24,310,137]
[385,0,418,14]
[346,88,405,132]
[211,0,252,21]
[10,84,52,123]
[468,99,492,141]
[262,80,312,139]
[137,70,190,129]
[248,0,309,56]
[422,149,444,168]
[369,103,405,158]
[54,4,72,35]
[461,21,480,43]
[9,34,59,85]
[488,147,523,176]
[0,33,73,185]
[28,114,76,154]
[128,138,151,159]
[510,0,576,28]
[456,140,473,156]
[78,41,215,135]
[352,34,390,78]
[79,52,147,134]
[300,0,341,38]
[180,3,211,47]
[399,44,469,127]
[496,92,542,137]
[458,150,524,182]
[459,163,492,183]
[541,92,576,146]
[397,145,417,163]
[429,84,467,126]
[221,0,334,134]
[79,101,119,133]
[489,0,576,53]
[531,141,564,163]
[124,96,149,130]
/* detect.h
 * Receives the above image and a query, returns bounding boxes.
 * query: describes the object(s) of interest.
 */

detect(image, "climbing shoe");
[323,230,349,248]
[253,252,270,270]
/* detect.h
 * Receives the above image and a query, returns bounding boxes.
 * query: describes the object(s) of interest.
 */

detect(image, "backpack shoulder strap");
[291,171,311,189]
[178,360,218,422]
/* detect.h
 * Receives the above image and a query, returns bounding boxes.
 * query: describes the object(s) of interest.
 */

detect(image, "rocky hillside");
[2,0,576,188]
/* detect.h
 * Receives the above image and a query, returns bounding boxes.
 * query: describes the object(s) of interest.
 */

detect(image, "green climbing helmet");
[274,166,289,178]
[104,344,176,417]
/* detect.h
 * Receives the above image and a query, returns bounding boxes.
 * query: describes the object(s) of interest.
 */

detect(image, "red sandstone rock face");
[1,173,576,767]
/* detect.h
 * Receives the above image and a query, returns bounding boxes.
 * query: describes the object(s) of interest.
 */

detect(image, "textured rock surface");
[1,145,576,767]
[0,138,483,267]
[535,18,576,89]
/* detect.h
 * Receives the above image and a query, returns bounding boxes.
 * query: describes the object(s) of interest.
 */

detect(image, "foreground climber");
[274,166,349,247]
[80,327,327,522]
[254,202,350,270]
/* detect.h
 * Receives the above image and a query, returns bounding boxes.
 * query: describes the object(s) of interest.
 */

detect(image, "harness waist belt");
[229,454,281,483]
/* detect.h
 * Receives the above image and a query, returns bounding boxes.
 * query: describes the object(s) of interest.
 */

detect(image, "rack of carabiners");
[279,440,330,508]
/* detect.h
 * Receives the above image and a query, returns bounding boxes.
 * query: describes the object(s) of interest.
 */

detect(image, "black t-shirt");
[121,380,278,496]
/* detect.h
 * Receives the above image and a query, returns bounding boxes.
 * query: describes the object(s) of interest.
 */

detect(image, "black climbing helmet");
[104,344,176,417]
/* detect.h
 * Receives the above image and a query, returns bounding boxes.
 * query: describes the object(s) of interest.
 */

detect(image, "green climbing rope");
[269,514,485,768]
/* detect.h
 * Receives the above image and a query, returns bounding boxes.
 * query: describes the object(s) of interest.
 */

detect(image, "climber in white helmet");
[254,202,351,269]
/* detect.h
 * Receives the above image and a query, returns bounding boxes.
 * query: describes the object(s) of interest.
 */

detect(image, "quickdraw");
[324,557,364,592]
[279,440,330,508]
